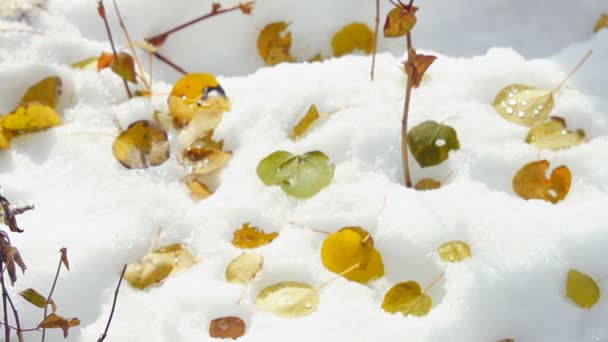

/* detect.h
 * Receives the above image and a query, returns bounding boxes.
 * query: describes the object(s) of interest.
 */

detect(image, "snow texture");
[0,0,607,341]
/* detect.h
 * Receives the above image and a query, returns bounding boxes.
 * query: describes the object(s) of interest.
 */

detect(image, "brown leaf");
[383,5,418,38]
[512,160,571,204]
[232,223,278,249]
[0,194,22,232]
[208,316,246,339]
[60,247,69,271]
[405,52,437,88]
[38,313,79,338]
[97,1,105,18]
[97,52,113,71]
[111,52,137,83]
[146,34,168,47]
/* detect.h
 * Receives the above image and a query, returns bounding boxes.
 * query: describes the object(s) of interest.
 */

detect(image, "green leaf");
[408,121,460,167]
[257,151,334,198]
[19,288,47,308]
[492,85,554,126]
[111,52,137,83]
[525,117,586,150]
[566,269,600,309]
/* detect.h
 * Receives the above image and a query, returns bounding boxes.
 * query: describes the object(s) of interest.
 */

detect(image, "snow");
[0,0,607,341]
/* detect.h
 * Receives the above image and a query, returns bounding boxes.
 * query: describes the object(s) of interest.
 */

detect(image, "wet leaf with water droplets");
[232,223,278,249]
[257,22,294,66]
[209,316,246,339]
[382,281,432,317]
[408,121,460,167]
[512,160,571,204]
[168,73,229,128]
[331,22,374,57]
[492,85,553,126]
[112,120,169,169]
[125,243,196,289]
[226,253,263,284]
[256,281,318,318]
[525,117,586,150]
[438,241,471,262]
[180,144,231,175]
[566,269,600,308]
[383,5,418,37]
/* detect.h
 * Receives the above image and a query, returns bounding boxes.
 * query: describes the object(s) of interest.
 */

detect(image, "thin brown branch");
[2,271,9,342]
[401,32,414,188]
[145,1,255,47]
[370,0,380,81]
[4,285,22,342]
[98,264,127,342]
[41,254,63,342]
[152,52,188,75]
[97,0,132,98]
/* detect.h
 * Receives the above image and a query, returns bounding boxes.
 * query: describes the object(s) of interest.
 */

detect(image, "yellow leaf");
[414,178,441,191]
[125,243,196,289]
[331,22,374,57]
[256,281,318,318]
[19,76,62,109]
[168,73,230,128]
[290,105,320,139]
[225,253,263,284]
[438,241,471,262]
[525,117,586,150]
[321,228,384,283]
[0,120,14,149]
[232,223,278,249]
[593,13,608,33]
[382,281,432,317]
[112,120,169,169]
[383,6,418,38]
[493,85,554,126]
[566,269,600,309]
[180,144,232,175]
[71,56,99,70]
[186,179,212,200]
[512,160,571,204]
[38,313,80,338]
[2,103,61,132]
[257,22,294,66]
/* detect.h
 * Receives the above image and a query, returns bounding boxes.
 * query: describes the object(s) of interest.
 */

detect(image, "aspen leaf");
[408,121,460,167]
[19,288,47,308]
[321,228,384,283]
[19,76,62,109]
[186,179,212,200]
[406,53,437,88]
[307,53,323,62]
[125,243,196,289]
[232,223,278,249]
[0,123,14,149]
[415,178,441,191]
[257,151,335,198]
[256,281,318,318]
[2,103,61,132]
[493,85,553,126]
[331,22,374,57]
[290,105,320,140]
[38,313,80,338]
[512,160,571,204]
[382,281,432,317]
[180,144,231,175]
[112,120,169,169]
[257,22,294,66]
[71,56,99,70]
[97,52,114,71]
[566,269,600,309]
[525,117,586,150]
[226,253,263,284]
[383,5,418,37]
[209,316,246,339]
[438,241,471,262]
[593,14,608,33]
[110,52,137,83]
[168,73,230,128]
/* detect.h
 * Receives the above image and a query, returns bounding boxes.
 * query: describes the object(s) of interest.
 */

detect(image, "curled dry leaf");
[232,223,278,249]
[256,281,318,318]
[186,179,213,200]
[168,73,230,128]
[321,227,384,283]
[70,56,98,70]
[566,269,600,309]
[493,85,553,126]
[408,121,460,167]
[180,143,232,175]
[414,178,441,191]
[406,52,437,88]
[209,316,246,339]
[290,105,320,140]
[125,243,196,289]
[438,241,471,262]
[382,281,432,317]
[257,22,294,66]
[525,117,586,150]
[1,243,26,286]
[112,120,170,169]
[257,151,335,198]
[594,13,608,33]
[512,160,571,204]
[226,253,263,284]
[383,5,418,38]
[59,247,69,270]
[38,313,80,338]
[19,288,47,308]
[331,22,374,57]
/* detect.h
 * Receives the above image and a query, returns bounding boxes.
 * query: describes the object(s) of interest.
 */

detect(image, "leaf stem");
[41,253,64,342]
[151,52,188,75]
[97,264,127,342]
[403,271,444,316]
[313,263,360,292]
[401,32,414,188]
[370,0,380,81]
[2,268,10,342]
[552,50,592,93]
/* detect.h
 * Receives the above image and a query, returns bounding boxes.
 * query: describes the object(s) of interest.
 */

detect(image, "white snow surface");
[0,0,608,341]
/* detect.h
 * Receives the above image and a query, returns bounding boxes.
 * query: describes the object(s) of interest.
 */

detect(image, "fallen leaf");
[290,105,320,140]
[19,288,47,308]
[225,253,263,284]
[566,269,600,309]
[406,53,436,88]
[168,73,230,128]
[321,228,384,283]
[112,120,170,169]
[257,150,335,198]
[438,241,471,262]
[408,121,460,167]
[180,144,231,175]
[19,76,62,109]
[209,316,246,339]
[110,52,137,83]
[414,178,441,191]
[257,22,294,66]
[0,123,14,149]
[186,179,212,200]
[256,281,318,318]
[38,313,80,338]
[512,160,571,204]
[232,223,278,249]
[593,13,608,33]
[331,22,374,57]
[125,243,196,289]
[2,103,61,132]
[493,85,554,126]
[383,5,418,37]
[382,281,432,317]
[525,117,586,150]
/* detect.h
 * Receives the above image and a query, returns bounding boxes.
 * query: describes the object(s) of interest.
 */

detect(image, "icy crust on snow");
[0,1,608,342]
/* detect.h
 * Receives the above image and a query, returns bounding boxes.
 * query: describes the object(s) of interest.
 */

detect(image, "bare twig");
[371,0,380,81]
[152,52,188,75]
[401,32,414,188]
[97,0,132,98]
[97,264,127,342]
[2,271,9,342]
[41,253,64,342]
[3,283,23,342]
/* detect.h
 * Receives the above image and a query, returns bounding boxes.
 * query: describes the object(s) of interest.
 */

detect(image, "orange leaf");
[257,22,294,66]
[406,52,437,88]
[383,5,418,38]
[232,223,278,249]
[512,160,571,204]
[97,52,114,71]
